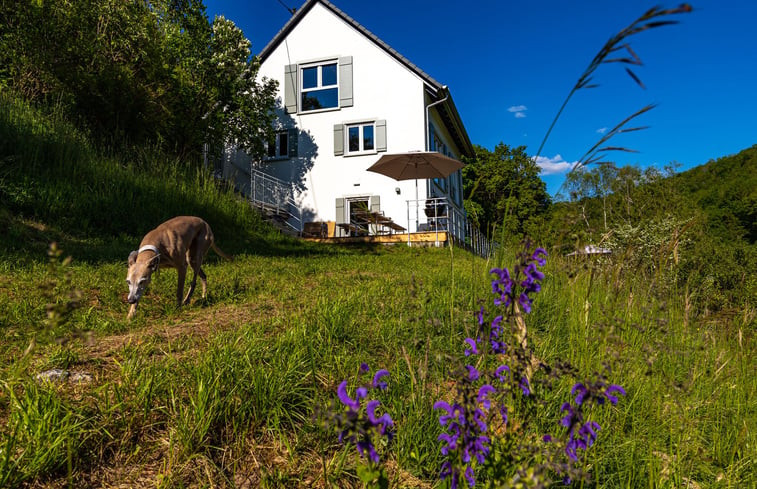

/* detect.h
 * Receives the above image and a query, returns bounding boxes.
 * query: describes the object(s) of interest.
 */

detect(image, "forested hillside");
[545,146,756,312]
[672,145,757,243]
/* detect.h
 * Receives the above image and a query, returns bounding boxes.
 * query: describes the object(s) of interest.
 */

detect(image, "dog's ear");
[128,251,138,267]
[148,254,160,271]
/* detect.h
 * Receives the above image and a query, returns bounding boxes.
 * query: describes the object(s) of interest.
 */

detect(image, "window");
[334,120,386,156]
[266,131,289,159]
[285,57,352,114]
[301,62,338,111]
[347,122,375,154]
[431,133,448,190]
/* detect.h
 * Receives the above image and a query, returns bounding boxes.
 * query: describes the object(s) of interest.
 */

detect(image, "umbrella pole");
[415,178,419,233]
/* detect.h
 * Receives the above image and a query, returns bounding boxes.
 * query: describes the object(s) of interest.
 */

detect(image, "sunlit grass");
[0,92,753,488]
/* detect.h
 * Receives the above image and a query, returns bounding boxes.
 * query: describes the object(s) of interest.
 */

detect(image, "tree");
[462,143,551,240]
[0,0,277,159]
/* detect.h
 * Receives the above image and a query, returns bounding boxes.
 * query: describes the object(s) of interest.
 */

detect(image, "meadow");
[0,96,754,488]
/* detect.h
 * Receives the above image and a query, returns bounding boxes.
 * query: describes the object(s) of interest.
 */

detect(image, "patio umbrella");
[366,151,464,234]
[366,151,464,181]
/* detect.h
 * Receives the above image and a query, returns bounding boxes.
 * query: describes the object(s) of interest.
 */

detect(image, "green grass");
[0,93,754,487]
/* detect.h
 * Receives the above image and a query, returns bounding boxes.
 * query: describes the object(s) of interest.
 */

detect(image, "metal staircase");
[249,167,302,235]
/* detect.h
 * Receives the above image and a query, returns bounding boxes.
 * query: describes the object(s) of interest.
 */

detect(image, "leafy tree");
[0,0,277,159]
[462,143,551,240]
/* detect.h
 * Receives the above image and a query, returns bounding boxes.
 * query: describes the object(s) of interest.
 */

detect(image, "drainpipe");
[425,85,449,151]
[422,85,448,242]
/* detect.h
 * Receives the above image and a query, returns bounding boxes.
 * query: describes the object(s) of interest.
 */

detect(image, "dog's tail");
[211,242,233,261]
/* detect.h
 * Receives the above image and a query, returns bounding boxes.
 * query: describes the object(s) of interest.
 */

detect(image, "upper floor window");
[285,57,352,114]
[347,122,375,154]
[301,62,338,111]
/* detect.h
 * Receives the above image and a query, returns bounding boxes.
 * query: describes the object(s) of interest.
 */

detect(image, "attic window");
[301,62,338,111]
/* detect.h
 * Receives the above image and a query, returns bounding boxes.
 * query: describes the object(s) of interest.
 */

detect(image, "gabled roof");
[258,0,474,158]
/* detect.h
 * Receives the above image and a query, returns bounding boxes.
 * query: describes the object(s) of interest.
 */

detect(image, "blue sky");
[204,0,757,195]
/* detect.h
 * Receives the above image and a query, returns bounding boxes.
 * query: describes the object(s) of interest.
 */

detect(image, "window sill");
[299,106,341,115]
[344,150,378,158]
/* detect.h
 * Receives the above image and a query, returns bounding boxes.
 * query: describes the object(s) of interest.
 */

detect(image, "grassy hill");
[0,95,754,488]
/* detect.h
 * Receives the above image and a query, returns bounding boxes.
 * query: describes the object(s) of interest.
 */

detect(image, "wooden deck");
[304,231,448,246]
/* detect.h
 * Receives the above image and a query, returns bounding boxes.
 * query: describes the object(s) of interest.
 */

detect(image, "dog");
[126,216,232,318]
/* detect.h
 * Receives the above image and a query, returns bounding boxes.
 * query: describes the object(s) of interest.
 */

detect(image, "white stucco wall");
[256,3,438,230]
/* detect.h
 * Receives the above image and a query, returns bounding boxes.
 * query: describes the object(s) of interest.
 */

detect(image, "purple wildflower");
[532,247,548,266]
[466,365,480,381]
[464,466,476,487]
[327,366,394,467]
[337,380,366,410]
[519,376,531,396]
[477,384,495,410]
[605,384,627,405]
[495,364,510,382]
[572,383,589,405]
[518,292,533,313]
[372,369,390,390]
[464,337,480,357]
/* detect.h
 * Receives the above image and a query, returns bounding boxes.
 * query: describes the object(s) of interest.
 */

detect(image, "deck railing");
[405,197,496,258]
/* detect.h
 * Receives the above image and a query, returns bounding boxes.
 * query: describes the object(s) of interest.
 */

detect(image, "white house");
[223,0,480,244]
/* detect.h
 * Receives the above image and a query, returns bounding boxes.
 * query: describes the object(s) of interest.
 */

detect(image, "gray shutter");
[338,56,353,107]
[284,64,298,113]
[375,119,387,152]
[333,124,344,156]
[287,128,298,158]
[335,197,346,236]
[369,195,381,213]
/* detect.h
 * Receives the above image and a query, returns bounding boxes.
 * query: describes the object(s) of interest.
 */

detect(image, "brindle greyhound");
[126,216,231,318]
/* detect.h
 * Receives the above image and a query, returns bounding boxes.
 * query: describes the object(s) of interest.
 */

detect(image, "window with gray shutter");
[284,64,298,113]
[287,128,298,158]
[335,197,346,236]
[334,124,344,156]
[338,56,353,108]
[376,119,387,152]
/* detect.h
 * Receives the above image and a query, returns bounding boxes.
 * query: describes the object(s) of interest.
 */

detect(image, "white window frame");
[431,132,448,191]
[265,131,289,160]
[300,60,339,113]
[345,121,377,156]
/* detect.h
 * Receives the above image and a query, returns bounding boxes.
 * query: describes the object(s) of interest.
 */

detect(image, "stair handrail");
[250,167,302,234]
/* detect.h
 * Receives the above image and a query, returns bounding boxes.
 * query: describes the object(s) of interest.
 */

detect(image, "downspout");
[425,85,449,151]
[424,86,448,245]
[424,86,449,196]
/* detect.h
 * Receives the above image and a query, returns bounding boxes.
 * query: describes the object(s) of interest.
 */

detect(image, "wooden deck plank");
[304,231,448,245]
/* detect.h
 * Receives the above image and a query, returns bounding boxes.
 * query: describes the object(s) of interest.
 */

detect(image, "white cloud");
[507,105,527,118]
[596,127,608,134]
[533,154,576,175]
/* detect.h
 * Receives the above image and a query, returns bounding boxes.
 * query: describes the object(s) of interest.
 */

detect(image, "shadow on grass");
[0,210,391,267]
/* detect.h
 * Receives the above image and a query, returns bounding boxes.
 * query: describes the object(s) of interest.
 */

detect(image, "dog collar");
[138,245,160,256]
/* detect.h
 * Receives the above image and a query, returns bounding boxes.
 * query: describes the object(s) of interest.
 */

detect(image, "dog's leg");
[183,267,198,305]
[198,266,207,299]
[176,266,187,307]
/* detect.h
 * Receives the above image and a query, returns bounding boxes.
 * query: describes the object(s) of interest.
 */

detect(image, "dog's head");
[126,251,160,304]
